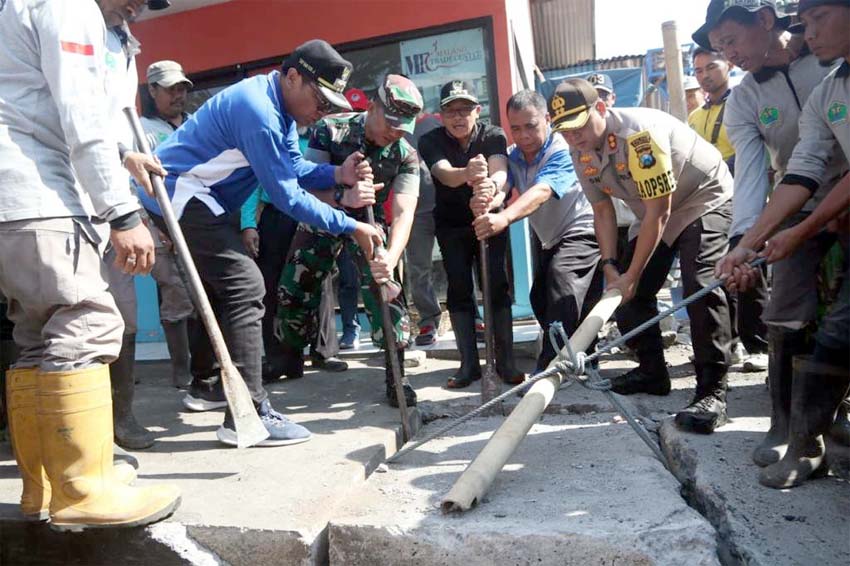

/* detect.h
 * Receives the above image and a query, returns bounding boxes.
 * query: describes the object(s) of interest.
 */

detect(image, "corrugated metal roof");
[530,0,594,70]
[548,54,645,73]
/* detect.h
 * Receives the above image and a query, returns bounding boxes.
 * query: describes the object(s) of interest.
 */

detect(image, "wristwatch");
[600,258,620,270]
[333,185,346,206]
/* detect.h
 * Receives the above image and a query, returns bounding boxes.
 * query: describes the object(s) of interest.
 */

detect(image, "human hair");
[506,90,547,115]
[692,46,723,61]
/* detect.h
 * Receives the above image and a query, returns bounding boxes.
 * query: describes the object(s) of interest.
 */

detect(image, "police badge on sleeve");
[627,131,676,200]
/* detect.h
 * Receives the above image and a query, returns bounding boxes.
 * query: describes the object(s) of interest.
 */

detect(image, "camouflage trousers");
[275,223,410,351]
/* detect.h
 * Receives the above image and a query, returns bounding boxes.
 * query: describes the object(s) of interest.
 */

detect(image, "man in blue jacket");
[140,39,381,447]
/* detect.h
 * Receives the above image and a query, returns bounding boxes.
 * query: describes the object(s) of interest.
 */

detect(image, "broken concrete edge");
[326,520,720,566]
[659,419,761,566]
[0,407,424,566]
[168,408,423,566]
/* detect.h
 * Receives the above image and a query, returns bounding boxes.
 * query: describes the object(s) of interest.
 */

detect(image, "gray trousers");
[405,211,442,328]
[765,211,837,328]
[0,218,123,372]
[149,225,194,323]
[104,246,137,335]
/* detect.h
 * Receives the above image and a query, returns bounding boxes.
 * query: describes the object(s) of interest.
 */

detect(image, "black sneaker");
[675,394,728,434]
[263,355,304,383]
[609,367,671,396]
[182,378,227,412]
[310,353,348,372]
[386,382,417,407]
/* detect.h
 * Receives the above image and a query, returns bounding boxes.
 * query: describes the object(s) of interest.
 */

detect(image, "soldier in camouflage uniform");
[276,74,423,407]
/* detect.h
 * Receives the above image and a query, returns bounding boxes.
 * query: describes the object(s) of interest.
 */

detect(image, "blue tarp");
[537,67,646,108]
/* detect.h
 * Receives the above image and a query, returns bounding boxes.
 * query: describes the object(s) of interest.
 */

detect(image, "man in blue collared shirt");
[142,40,381,447]
[473,90,602,372]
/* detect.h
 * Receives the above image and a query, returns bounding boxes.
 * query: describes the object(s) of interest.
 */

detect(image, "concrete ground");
[0,343,847,565]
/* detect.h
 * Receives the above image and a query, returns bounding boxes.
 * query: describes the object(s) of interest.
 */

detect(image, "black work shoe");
[609,367,671,396]
[675,394,728,434]
[387,382,417,407]
[310,353,348,372]
[263,354,304,383]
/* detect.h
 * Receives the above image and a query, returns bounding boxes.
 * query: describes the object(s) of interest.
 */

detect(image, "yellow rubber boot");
[6,367,50,521]
[6,368,139,522]
[37,365,180,532]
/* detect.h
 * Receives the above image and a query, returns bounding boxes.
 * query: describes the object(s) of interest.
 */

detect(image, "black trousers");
[154,199,267,404]
[727,235,769,354]
[255,206,298,365]
[436,224,512,314]
[530,233,603,370]
[617,201,733,391]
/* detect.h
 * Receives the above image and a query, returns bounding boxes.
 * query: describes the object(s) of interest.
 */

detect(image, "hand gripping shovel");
[364,205,413,442]
[124,107,269,448]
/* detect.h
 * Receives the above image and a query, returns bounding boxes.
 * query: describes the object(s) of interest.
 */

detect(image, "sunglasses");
[307,80,334,114]
[441,105,476,118]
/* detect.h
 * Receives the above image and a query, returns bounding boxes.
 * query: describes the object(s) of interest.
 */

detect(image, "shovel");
[364,204,413,442]
[478,236,501,406]
[124,107,269,449]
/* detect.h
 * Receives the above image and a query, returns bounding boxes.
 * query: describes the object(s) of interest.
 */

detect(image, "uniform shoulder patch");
[627,130,676,200]
[828,101,847,125]
[759,106,780,127]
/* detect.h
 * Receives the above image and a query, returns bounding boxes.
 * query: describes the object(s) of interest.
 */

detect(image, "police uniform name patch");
[627,130,676,200]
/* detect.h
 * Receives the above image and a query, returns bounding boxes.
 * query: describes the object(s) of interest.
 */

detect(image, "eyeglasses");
[307,80,334,114]
[441,105,476,118]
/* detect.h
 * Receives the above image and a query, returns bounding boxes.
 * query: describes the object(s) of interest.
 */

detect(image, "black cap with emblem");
[439,80,479,107]
[284,39,354,111]
[148,0,171,10]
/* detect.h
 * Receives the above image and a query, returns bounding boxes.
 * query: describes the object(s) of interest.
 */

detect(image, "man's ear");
[595,100,608,116]
[148,84,157,98]
[285,67,301,86]
[756,6,777,31]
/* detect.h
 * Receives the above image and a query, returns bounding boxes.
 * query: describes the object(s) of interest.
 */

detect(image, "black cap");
[285,39,353,111]
[789,0,850,32]
[439,80,479,107]
[548,79,600,132]
[692,0,791,50]
[148,0,171,10]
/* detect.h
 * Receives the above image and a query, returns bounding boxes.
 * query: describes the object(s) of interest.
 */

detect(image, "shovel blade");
[220,363,270,449]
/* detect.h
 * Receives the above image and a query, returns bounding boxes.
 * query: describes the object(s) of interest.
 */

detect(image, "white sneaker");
[743,352,769,372]
[183,392,228,412]
[730,342,746,365]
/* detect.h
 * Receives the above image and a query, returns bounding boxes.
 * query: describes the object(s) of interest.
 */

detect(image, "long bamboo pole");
[441,289,622,512]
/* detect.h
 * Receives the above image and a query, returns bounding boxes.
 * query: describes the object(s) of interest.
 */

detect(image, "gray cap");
[147,60,193,88]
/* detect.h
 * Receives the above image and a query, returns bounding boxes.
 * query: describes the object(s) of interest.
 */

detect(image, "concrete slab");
[0,355,461,565]
[659,381,850,566]
[588,345,850,566]
[2,338,847,565]
[329,415,719,566]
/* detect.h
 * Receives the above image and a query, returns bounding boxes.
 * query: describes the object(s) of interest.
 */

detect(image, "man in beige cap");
[142,60,193,147]
[140,61,197,393]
